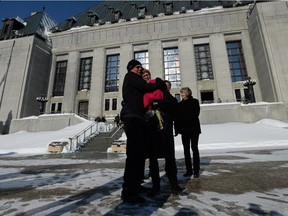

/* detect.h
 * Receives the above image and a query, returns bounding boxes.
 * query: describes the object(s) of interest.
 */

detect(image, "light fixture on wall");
[243,76,256,103]
[36,94,48,115]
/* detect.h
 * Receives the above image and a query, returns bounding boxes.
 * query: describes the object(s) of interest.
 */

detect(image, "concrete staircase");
[79,126,124,152]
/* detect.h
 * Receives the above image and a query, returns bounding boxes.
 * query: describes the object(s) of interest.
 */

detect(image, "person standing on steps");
[175,87,201,178]
[120,59,164,203]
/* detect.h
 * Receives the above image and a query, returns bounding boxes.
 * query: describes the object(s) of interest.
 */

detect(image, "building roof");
[0,11,58,41]
[53,0,253,32]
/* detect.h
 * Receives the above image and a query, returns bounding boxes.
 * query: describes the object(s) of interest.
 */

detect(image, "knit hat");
[126,59,142,71]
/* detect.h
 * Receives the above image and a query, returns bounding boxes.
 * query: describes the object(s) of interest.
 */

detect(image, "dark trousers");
[122,117,147,192]
[149,155,178,189]
[181,133,200,174]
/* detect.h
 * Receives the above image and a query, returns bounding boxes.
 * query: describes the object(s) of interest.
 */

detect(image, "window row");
[53,41,247,96]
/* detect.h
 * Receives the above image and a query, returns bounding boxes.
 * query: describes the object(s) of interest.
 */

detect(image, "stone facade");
[47,2,288,121]
[2,2,288,134]
[0,36,52,133]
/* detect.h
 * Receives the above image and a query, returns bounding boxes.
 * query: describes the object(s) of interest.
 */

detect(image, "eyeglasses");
[135,65,142,69]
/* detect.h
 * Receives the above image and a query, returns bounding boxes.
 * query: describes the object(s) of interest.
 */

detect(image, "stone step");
[80,127,124,152]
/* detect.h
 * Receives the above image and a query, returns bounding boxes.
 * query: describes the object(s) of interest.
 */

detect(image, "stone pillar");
[89,48,105,118]
[148,40,163,79]
[210,33,234,101]
[63,51,79,113]
[241,30,262,102]
[46,54,57,111]
[119,44,133,110]
[178,37,198,98]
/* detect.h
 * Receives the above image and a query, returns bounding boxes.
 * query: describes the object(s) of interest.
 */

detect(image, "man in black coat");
[147,80,183,196]
[175,87,201,178]
[120,59,164,203]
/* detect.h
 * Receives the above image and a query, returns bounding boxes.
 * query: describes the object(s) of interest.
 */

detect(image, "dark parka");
[175,96,201,135]
[120,70,163,194]
[146,88,178,158]
[120,72,160,120]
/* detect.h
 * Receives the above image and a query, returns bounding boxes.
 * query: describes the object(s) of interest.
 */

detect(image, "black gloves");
[150,101,159,110]
[155,77,167,91]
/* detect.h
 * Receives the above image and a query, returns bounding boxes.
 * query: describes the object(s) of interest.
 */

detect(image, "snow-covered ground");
[0,119,288,215]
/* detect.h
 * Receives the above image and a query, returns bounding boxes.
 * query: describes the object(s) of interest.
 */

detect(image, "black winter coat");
[120,71,160,120]
[175,96,201,135]
[147,90,178,158]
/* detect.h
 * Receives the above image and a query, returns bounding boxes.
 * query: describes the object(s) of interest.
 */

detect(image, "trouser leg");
[122,118,147,192]
[149,157,160,189]
[191,134,200,174]
[181,133,193,174]
[165,157,178,186]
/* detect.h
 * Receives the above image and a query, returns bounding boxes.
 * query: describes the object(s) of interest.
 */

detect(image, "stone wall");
[9,103,288,134]
[199,102,287,124]
[9,114,87,133]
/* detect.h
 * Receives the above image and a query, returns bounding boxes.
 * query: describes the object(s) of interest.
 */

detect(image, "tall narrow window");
[51,103,56,113]
[112,98,117,110]
[194,44,214,80]
[53,61,67,96]
[78,57,92,90]
[235,89,241,102]
[105,54,120,92]
[105,99,110,111]
[57,103,62,113]
[134,51,149,69]
[226,41,247,82]
[164,48,181,88]
[175,94,181,102]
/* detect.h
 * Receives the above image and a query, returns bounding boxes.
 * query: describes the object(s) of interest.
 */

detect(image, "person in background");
[101,116,107,123]
[120,59,165,203]
[175,87,201,178]
[114,114,120,127]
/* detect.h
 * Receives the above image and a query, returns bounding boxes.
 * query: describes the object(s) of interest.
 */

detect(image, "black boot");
[148,185,160,197]
[121,188,145,203]
[168,176,184,195]
[171,185,184,195]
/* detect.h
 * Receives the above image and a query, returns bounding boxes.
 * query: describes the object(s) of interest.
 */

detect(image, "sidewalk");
[0,148,287,215]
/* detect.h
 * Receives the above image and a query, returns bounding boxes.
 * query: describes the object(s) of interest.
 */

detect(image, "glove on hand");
[150,101,159,110]
[155,77,167,91]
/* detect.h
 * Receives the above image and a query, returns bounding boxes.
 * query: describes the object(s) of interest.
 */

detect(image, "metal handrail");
[68,121,116,151]
[69,122,98,151]
[107,124,124,140]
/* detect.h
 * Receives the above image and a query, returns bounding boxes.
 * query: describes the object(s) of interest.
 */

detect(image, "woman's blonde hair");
[180,87,192,96]
[142,68,150,75]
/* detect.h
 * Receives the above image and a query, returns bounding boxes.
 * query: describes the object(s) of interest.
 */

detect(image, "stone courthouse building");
[1,0,288,133]
[0,11,57,133]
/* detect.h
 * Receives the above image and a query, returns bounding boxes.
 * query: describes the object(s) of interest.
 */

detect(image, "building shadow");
[1,155,213,215]
[3,110,12,134]
[174,207,199,216]
[248,203,284,216]
[20,176,124,216]
[102,175,172,216]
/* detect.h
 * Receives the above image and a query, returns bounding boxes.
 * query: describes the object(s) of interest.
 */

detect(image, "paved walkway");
[0,149,287,215]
